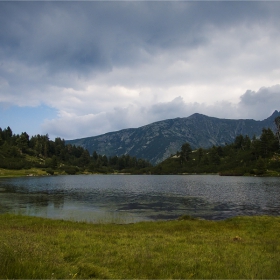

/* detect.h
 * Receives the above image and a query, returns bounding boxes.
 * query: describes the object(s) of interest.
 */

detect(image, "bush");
[219,167,246,176]
[0,159,30,170]
[45,168,54,175]
[61,166,79,175]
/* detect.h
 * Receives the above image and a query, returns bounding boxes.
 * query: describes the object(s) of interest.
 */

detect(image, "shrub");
[45,168,54,175]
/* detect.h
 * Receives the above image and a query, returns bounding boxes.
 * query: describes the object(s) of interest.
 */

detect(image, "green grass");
[0,214,279,279]
[0,168,48,177]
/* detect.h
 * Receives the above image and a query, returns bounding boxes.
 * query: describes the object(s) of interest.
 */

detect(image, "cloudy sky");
[1,1,280,140]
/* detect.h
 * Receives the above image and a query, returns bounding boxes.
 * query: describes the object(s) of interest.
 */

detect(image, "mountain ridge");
[66,110,280,164]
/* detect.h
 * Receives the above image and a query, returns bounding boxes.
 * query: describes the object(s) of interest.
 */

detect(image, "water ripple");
[0,175,279,223]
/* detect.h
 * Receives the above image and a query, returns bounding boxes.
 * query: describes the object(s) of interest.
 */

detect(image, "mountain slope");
[66,110,280,165]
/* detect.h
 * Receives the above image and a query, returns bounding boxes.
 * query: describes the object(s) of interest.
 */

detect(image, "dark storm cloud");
[2,1,280,139]
[240,85,280,105]
[1,1,278,76]
[238,85,280,119]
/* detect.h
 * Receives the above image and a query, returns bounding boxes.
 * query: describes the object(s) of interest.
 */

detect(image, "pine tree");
[180,143,192,163]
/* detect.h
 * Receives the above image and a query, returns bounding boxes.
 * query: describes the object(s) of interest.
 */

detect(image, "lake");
[0,175,279,223]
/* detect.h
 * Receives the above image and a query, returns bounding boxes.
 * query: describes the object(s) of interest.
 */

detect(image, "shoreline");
[1,168,280,178]
[0,168,213,178]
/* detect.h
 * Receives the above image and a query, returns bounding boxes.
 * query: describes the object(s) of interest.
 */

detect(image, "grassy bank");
[0,168,48,178]
[0,168,135,178]
[0,214,279,279]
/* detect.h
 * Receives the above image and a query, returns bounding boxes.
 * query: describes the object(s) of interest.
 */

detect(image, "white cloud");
[1,2,280,138]
[42,83,280,139]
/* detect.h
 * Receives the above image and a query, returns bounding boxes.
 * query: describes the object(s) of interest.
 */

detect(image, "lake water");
[0,175,279,223]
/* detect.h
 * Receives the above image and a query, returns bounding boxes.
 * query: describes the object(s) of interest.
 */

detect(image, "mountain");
[66,110,280,165]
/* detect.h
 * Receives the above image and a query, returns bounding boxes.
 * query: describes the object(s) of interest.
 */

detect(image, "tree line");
[1,126,280,176]
[0,126,151,174]
[151,128,280,176]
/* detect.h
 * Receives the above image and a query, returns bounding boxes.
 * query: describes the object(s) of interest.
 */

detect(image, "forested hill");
[1,125,280,176]
[0,127,151,175]
[152,127,280,176]
[66,110,280,165]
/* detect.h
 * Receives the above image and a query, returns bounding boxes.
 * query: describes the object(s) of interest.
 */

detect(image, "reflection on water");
[0,175,279,223]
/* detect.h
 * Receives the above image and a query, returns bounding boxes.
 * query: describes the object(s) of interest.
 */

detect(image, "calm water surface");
[0,175,279,223]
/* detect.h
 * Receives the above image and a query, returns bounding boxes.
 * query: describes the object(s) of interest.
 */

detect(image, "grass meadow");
[0,214,279,279]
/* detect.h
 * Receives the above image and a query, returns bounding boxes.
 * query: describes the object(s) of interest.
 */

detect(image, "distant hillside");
[66,110,280,165]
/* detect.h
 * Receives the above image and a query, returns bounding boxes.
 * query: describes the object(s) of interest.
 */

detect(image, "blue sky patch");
[0,105,57,137]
